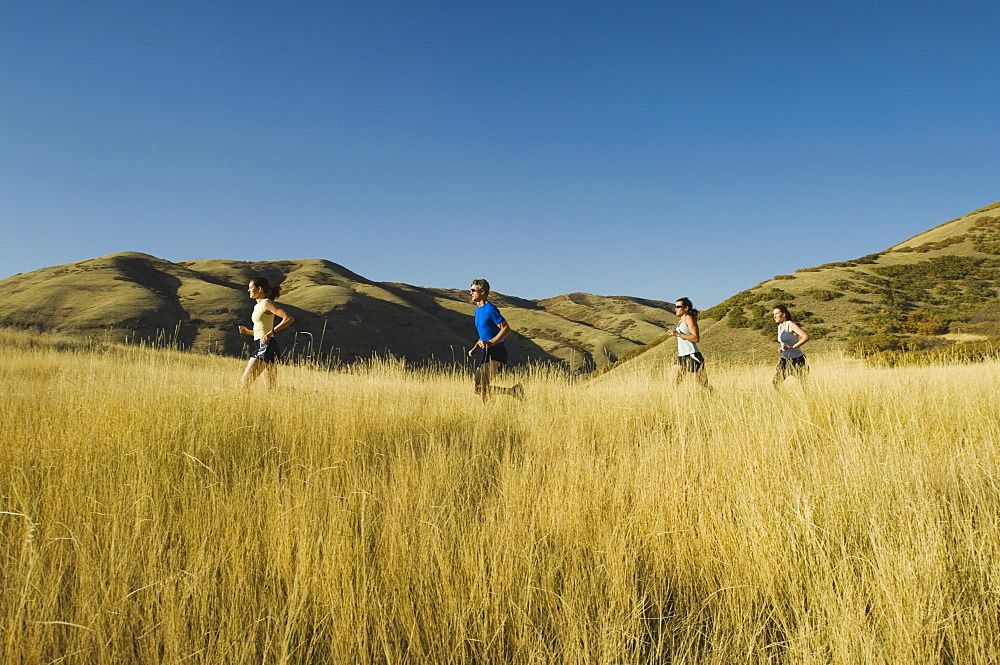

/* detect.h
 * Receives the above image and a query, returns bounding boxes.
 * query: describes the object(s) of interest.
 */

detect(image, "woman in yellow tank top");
[237,277,295,389]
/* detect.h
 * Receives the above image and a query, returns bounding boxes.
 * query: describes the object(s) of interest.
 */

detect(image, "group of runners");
[665,298,811,391]
[238,277,811,394]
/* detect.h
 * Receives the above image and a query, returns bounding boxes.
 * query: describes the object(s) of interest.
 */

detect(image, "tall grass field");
[3,328,1000,664]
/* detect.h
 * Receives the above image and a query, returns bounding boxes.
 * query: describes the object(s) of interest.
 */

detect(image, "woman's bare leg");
[695,369,712,390]
[240,358,266,389]
[261,362,278,389]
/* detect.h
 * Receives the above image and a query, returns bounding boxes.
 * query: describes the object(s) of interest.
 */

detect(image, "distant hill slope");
[0,253,675,371]
[606,200,1000,371]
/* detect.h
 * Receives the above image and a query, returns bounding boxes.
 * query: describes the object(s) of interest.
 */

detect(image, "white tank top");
[676,318,700,357]
[778,321,804,359]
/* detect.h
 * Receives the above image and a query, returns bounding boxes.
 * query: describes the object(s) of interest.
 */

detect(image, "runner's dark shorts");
[675,353,705,373]
[479,344,508,365]
[776,355,808,378]
[251,338,282,363]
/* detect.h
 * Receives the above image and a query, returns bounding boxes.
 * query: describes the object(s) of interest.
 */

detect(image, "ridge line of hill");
[0,253,680,372]
[595,200,1000,373]
[3,200,997,372]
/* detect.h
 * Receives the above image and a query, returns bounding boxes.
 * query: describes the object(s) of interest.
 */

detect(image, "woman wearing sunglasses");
[667,297,711,389]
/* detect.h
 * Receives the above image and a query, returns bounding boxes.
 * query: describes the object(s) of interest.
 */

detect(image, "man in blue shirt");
[468,278,524,401]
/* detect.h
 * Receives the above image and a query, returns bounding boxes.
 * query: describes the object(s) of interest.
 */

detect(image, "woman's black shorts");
[675,353,705,373]
[776,355,808,378]
[479,344,508,365]
[251,338,282,363]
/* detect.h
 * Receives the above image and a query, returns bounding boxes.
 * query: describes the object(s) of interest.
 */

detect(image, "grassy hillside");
[0,253,676,371]
[8,200,997,373]
[608,200,1000,371]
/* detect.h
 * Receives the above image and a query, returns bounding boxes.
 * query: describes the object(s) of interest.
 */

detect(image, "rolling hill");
[0,253,676,371]
[608,200,1000,371]
[4,200,997,372]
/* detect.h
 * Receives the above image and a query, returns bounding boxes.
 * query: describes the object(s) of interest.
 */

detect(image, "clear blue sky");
[2,1,998,307]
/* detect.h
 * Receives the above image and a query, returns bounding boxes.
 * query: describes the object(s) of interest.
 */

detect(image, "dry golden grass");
[3,330,1000,663]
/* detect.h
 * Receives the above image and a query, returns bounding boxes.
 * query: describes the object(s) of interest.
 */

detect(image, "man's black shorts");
[479,344,508,365]
[675,352,705,373]
[251,338,281,363]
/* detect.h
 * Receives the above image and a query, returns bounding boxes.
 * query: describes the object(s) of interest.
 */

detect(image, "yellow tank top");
[252,300,275,339]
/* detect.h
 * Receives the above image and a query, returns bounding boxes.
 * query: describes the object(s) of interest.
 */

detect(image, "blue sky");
[2,1,998,307]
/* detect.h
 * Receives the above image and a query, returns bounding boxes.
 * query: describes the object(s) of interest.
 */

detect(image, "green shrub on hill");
[971,216,1000,254]
[846,333,909,356]
[891,236,964,253]
[702,290,758,320]
[703,288,793,321]
[845,332,943,358]
[746,304,774,334]
[802,288,843,301]
[966,302,1000,325]
[854,256,1000,319]
[900,310,949,335]
[859,339,1000,367]
[872,255,999,284]
[726,301,824,339]
[800,252,882,271]
[726,307,750,328]
[860,308,950,336]
[711,250,1000,360]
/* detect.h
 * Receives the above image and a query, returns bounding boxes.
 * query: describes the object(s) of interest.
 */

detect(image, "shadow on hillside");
[376,284,556,368]
[72,263,569,370]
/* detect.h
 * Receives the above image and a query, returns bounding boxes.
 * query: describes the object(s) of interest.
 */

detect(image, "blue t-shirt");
[475,302,506,344]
